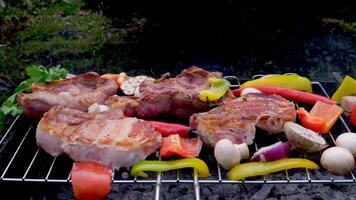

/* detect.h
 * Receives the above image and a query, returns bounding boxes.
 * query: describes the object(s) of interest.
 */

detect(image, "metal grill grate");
[0,75,355,200]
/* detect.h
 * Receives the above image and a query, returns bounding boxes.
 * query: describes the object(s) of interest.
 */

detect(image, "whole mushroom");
[320,147,355,176]
[214,139,249,170]
[335,132,356,157]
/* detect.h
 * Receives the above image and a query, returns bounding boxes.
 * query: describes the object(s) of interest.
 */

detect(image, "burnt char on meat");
[190,93,296,147]
[17,72,118,118]
[36,106,161,169]
[106,66,228,118]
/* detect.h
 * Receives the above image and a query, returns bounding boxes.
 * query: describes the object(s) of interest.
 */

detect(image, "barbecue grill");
[0,73,355,200]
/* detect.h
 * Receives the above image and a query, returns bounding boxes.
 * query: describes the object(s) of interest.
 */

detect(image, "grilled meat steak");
[106,66,227,118]
[190,93,296,147]
[17,72,118,118]
[36,106,161,169]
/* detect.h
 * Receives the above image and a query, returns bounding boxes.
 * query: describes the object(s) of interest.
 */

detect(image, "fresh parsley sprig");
[0,65,68,133]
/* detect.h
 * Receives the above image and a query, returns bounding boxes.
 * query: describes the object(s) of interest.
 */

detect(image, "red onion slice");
[251,141,291,162]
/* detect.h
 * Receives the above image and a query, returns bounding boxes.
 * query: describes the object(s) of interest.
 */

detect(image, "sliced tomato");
[160,134,202,158]
[297,107,327,133]
[71,161,112,200]
[351,105,356,127]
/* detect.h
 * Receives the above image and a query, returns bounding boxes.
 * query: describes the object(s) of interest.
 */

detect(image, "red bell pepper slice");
[71,161,112,200]
[297,108,327,133]
[232,86,336,105]
[160,134,203,158]
[297,101,343,134]
[351,105,356,126]
[150,121,191,137]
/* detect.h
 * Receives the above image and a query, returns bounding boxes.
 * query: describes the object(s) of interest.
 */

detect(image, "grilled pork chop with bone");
[36,106,161,169]
[106,66,232,118]
[190,93,296,147]
[17,72,118,118]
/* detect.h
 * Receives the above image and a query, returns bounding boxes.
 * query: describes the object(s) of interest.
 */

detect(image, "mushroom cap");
[214,139,241,170]
[321,147,355,176]
[336,132,356,157]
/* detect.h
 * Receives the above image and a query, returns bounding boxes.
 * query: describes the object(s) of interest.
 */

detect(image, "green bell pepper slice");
[332,75,356,103]
[130,158,210,178]
[241,74,313,93]
[227,158,319,180]
[199,77,230,102]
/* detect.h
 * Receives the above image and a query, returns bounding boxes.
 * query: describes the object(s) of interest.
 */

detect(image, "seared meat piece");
[190,93,296,147]
[36,106,161,169]
[17,72,118,118]
[105,95,140,117]
[106,66,229,118]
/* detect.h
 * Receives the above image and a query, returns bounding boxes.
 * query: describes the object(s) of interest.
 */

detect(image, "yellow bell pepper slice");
[241,74,313,93]
[331,75,356,103]
[199,77,230,102]
[130,158,210,178]
[227,158,319,180]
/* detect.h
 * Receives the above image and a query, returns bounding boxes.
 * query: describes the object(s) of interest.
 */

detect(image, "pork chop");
[190,93,296,147]
[36,106,161,169]
[106,66,232,118]
[17,72,118,118]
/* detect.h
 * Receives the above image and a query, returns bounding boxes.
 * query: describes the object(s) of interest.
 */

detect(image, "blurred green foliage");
[0,0,145,82]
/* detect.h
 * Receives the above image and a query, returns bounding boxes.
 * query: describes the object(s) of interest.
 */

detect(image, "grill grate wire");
[0,76,355,200]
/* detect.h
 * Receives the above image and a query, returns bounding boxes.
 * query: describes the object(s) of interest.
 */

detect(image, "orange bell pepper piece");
[310,101,343,133]
[298,101,343,134]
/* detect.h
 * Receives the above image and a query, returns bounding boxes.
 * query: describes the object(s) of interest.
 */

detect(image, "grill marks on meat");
[36,106,161,169]
[190,93,296,147]
[17,72,118,118]
[106,66,223,118]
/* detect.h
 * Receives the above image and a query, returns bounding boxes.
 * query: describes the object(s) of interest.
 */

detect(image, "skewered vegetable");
[240,74,313,93]
[320,147,355,175]
[71,161,112,200]
[160,134,202,158]
[214,139,249,170]
[297,107,327,133]
[199,77,230,102]
[233,86,336,105]
[130,158,210,178]
[309,101,343,134]
[283,122,328,152]
[227,158,319,180]
[251,142,291,162]
[331,75,356,103]
[335,132,356,156]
